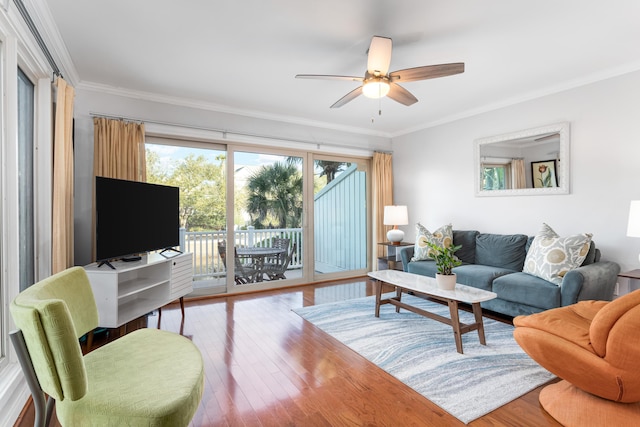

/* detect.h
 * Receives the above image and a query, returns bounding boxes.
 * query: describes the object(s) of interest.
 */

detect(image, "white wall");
[392,70,640,273]
[72,89,391,266]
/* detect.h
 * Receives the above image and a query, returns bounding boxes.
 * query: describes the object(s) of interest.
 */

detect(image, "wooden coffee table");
[368,270,497,354]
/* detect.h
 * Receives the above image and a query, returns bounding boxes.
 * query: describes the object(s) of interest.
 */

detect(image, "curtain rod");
[14,0,62,78]
[481,156,523,161]
[89,112,379,152]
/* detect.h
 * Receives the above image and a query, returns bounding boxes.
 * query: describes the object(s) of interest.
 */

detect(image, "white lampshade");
[627,200,640,237]
[384,205,408,244]
[384,205,408,226]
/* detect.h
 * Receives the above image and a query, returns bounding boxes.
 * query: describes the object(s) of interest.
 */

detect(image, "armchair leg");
[45,396,55,427]
[10,330,54,427]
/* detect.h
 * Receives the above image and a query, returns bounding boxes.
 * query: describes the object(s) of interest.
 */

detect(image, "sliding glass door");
[231,150,304,289]
[311,155,369,281]
[147,138,369,295]
[146,140,228,295]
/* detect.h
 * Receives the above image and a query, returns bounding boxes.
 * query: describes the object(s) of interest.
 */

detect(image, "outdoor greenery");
[147,150,334,232]
[146,150,228,231]
[245,161,303,229]
[314,160,348,183]
[286,157,349,185]
[482,166,506,190]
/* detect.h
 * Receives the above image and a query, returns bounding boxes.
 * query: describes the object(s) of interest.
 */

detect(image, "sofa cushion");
[580,241,597,266]
[453,230,479,264]
[453,264,516,291]
[528,237,596,266]
[411,223,453,261]
[407,259,438,277]
[475,233,528,271]
[481,298,545,317]
[526,236,535,252]
[523,223,592,285]
[492,272,561,310]
[529,237,596,267]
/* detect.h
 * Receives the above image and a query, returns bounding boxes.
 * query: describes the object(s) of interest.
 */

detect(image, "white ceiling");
[40,0,640,137]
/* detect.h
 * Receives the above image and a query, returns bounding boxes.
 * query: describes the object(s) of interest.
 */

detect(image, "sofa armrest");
[400,246,414,272]
[561,261,621,305]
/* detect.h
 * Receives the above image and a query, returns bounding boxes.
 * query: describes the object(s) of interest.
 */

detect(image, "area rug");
[293,294,555,424]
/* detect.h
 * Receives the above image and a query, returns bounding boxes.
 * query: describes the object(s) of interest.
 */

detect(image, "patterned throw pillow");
[411,223,453,261]
[523,223,593,285]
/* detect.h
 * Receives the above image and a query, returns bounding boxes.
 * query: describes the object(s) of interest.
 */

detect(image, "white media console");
[84,252,193,328]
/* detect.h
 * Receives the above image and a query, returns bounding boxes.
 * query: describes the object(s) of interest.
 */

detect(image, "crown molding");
[392,61,640,138]
[22,0,80,84]
[77,80,393,139]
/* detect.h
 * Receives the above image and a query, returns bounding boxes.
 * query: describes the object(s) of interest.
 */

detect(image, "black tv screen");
[95,176,180,262]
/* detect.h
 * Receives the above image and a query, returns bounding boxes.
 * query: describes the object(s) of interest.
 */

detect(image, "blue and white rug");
[293,294,555,424]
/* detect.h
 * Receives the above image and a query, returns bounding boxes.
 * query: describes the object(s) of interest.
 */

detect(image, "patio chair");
[263,237,290,264]
[218,242,258,284]
[9,267,204,427]
[263,242,297,281]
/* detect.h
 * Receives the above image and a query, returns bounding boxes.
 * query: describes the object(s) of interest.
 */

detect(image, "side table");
[617,269,640,296]
[377,242,413,271]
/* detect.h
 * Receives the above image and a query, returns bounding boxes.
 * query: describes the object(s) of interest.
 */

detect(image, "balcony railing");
[179,227,302,281]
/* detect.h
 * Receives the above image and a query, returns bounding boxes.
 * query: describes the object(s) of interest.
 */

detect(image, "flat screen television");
[95,176,180,265]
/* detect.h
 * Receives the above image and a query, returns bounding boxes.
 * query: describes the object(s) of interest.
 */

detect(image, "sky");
[146,143,294,171]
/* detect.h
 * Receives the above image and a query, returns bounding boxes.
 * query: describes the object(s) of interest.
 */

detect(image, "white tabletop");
[368,269,497,304]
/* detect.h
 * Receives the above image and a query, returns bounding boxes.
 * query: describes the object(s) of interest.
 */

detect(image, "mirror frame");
[474,122,570,197]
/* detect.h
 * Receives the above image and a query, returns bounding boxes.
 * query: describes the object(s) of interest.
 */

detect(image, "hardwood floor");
[15,277,561,426]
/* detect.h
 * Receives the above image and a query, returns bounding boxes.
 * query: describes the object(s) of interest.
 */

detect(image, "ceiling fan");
[296,35,464,108]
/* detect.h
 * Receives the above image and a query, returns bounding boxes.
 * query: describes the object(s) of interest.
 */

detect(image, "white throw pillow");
[523,223,592,285]
[411,223,453,262]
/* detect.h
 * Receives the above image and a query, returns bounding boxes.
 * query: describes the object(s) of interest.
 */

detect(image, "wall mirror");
[474,122,570,197]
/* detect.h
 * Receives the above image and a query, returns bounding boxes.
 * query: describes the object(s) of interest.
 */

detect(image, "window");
[145,136,370,295]
[0,14,57,424]
[482,163,511,190]
[146,140,227,294]
[17,68,35,291]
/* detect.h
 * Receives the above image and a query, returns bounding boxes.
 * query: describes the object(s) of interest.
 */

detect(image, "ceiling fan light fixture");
[362,78,390,99]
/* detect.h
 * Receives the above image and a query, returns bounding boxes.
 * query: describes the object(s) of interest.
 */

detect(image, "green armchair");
[10,267,204,426]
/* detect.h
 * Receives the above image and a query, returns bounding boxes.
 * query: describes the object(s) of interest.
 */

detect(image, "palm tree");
[246,162,302,229]
[285,157,348,184]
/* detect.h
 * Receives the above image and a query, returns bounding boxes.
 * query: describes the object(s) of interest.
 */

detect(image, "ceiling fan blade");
[296,74,363,82]
[387,83,418,106]
[389,63,465,83]
[330,86,363,108]
[367,36,392,75]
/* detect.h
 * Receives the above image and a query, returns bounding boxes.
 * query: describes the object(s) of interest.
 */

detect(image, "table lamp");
[627,200,640,262]
[384,205,408,244]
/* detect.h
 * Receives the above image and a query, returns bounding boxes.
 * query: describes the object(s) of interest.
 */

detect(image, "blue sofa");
[399,230,621,317]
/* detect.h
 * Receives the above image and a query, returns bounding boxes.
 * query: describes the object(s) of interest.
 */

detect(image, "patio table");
[236,247,286,282]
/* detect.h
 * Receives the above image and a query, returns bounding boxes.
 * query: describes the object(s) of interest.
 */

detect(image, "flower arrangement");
[425,241,462,275]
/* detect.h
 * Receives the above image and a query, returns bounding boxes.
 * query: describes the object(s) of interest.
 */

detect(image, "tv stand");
[84,253,193,328]
[97,260,116,270]
[160,247,182,257]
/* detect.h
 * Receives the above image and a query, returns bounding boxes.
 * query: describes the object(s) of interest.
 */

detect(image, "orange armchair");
[514,289,640,426]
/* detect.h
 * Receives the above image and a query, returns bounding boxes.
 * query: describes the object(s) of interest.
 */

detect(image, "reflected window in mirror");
[482,162,511,190]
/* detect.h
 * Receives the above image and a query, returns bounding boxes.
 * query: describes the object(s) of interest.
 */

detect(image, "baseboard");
[0,364,30,426]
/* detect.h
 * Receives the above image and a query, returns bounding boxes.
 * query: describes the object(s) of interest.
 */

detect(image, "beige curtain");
[372,152,394,260]
[93,117,146,181]
[52,77,75,274]
[92,118,146,260]
[511,159,526,189]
